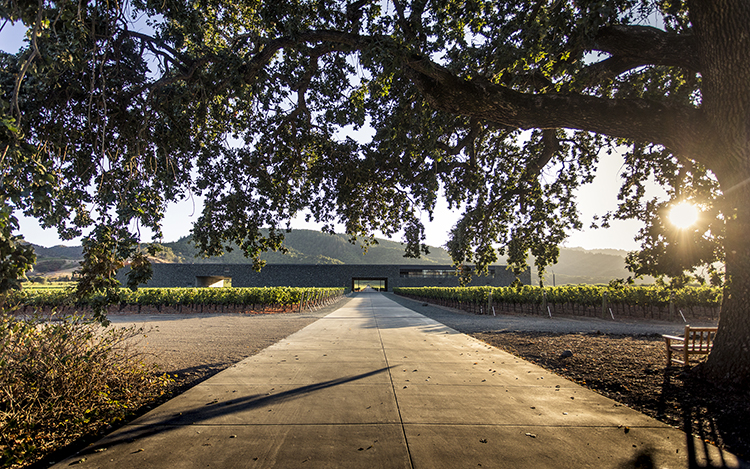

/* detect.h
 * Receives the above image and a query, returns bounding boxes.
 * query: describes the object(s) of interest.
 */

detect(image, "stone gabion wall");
[117,264,529,290]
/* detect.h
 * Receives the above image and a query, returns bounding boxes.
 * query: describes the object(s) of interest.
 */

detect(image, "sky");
[3,20,655,253]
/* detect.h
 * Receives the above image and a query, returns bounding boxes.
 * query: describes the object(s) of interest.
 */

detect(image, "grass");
[20,282,75,291]
[0,312,174,468]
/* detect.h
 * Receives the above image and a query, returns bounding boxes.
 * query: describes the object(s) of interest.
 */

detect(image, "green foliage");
[0,313,173,468]
[0,207,35,295]
[394,284,723,310]
[9,287,345,310]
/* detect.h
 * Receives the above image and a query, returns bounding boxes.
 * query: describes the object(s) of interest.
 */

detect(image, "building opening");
[352,277,387,292]
[195,276,232,288]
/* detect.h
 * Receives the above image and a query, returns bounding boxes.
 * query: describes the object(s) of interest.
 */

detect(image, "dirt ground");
[472,331,750,461]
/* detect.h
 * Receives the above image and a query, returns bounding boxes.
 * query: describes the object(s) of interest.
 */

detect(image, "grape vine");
[394,285,722,321]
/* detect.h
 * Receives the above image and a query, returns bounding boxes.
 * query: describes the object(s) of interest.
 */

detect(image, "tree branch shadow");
[657,366,748,468]
[73,365,396,456]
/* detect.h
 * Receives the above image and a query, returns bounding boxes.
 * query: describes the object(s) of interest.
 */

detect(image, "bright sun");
[669,202,699,229]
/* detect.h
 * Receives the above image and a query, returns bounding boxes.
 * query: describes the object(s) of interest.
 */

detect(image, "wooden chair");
[663,325,718,367]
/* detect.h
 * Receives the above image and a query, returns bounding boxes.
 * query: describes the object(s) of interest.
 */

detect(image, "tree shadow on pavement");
[659,368,749,468]
[72,366,396,456]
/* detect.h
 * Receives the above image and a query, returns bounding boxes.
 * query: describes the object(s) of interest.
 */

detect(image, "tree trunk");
[700,183,750,386]
[689,0,750,386]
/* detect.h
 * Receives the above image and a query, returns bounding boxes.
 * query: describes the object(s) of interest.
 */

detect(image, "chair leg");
[683,345,689,367]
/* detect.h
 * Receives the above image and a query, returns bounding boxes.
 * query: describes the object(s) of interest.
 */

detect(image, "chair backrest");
[685,325,717,350]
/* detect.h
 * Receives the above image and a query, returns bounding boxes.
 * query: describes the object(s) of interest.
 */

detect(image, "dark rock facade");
[117,264,528,291]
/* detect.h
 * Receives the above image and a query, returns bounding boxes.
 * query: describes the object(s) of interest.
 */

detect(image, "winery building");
[118,264,528,291]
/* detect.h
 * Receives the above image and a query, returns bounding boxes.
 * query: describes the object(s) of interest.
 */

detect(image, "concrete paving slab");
[207,362,395,386]
[403,425,727,469]
[52,291,745,468]
[65,424,411,469]
[389,363,574,387]
[394,383,661,427]
[382,348,532,365]
[130,381,401,426]
[235,347,389,365]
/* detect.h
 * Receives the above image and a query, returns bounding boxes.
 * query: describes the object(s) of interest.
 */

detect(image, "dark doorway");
[352,277,388,292]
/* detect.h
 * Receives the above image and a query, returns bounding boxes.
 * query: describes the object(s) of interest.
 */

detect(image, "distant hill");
[25,244,83,274]
[27,230,654,284]
[161,230,456,265]
[528,247,655,286]
[30,244,83,259]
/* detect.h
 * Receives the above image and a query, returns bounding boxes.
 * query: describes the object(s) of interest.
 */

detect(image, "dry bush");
[0,313,173,468]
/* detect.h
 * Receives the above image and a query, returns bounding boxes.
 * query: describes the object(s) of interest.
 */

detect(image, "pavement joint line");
[120,422,671,428]
[373,299,416,469]
[126,423,410,427]
[388,423,674,429]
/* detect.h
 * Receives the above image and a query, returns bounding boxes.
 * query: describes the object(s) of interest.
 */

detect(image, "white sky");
[4,21,653,252]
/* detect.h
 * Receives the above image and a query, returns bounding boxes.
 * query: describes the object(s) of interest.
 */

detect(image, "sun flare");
[669,202,699,229]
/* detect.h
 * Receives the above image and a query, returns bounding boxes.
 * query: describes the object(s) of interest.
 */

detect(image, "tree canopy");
[2,0,749,383]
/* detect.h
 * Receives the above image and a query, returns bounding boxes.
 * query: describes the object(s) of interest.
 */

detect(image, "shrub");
[0,313,173,468]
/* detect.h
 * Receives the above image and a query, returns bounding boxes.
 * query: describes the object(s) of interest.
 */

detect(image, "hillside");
[529,248,655,286]
[26,244,83,274]
[161,230,455,265]
[26,229,653,285]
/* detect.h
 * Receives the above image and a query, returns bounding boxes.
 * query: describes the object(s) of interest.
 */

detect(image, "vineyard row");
[393,285,722,321]
[6,287,346,315]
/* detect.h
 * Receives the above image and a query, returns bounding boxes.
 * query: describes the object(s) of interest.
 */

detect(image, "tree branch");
[391,0,416,41]
[286,47,327,129]
[131,26,713,172]
[533,129,559,177]
[436,118,481,156]
[11,0,44,121]
[588,25,700,75]
[402,54,714,168]
[241,30,362,83]
[126,31,192,69]
[346,0,370,28]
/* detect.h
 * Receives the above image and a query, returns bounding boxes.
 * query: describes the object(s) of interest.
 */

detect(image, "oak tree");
[1,0,748,384]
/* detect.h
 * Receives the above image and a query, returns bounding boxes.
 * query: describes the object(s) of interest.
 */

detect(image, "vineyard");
[6,287,346,315]
[394,285,722,321]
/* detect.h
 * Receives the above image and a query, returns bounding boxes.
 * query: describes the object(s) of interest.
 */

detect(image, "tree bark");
[402,57,717,170]
[701,181,750,386]
[690,0,750,385]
